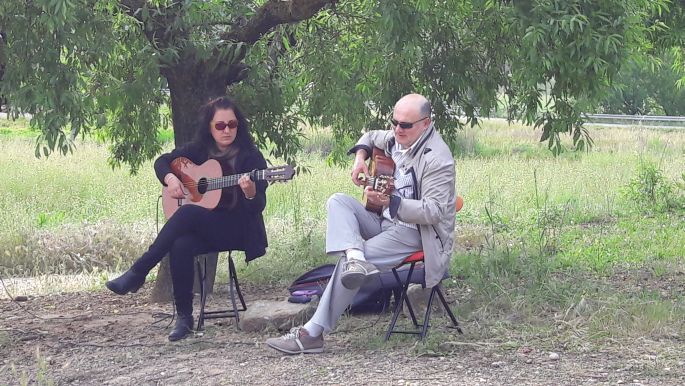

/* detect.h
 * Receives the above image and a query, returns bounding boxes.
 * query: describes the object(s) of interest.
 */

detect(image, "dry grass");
[1,272,106,300]
[2,220,156,275]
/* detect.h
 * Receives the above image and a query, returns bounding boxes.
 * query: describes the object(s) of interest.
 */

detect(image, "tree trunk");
[148,254,174,302]
[166,60,229,147]
[148,59,233,303]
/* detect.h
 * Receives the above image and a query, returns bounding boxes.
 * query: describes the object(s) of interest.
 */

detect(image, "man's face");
[391,102,430,148]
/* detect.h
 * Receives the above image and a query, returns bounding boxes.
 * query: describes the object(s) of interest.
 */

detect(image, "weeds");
[532,168,572,257]
[622,159,685,212]
[11,347,55,386]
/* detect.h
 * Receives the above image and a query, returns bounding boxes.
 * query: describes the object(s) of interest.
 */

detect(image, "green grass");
[0,137,158,223]
[556,214,685,270]
[1,116,685,349]
[0,116,35,137]
[2,117,685,276]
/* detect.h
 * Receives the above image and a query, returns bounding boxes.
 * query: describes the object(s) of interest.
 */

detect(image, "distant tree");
[595,52,685,116]
[651,0,685,89]
[593,0,685,117]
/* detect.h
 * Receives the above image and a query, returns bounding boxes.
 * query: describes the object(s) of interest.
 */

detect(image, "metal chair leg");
[385,263,419,340]
[401,264,419,327]
[384,281,406,341]
[227,253,241,329]
[228,254,247,310]
[194,251,249,330]
[435,285,463,334]
[196,258,207,331]
[419,287,438,340]
[385,261,464,341]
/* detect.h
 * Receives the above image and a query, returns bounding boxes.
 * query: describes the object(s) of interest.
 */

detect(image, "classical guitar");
[360,147,465,215]
[361,147,395,214]
[161,157,294,219]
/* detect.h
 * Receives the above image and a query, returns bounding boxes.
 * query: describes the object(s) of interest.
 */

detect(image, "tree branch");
[117,0,146,20]
[222,0,335,44]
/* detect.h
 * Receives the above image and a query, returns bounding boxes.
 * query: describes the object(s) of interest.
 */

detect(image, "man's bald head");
[395,94,431,119]
[392,94,432,147]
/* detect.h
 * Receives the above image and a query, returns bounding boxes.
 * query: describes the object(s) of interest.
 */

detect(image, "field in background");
[1,116,685,351]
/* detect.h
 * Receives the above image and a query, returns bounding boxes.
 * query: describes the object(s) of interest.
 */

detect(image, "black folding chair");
[195,250,247,331]
[384,252,463,341]
[385,197,465,341]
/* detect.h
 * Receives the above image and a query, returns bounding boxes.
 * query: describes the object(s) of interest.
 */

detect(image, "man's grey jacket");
[349,124,457,288]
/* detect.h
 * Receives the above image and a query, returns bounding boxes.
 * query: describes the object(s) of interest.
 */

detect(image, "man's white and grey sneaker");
[265,327,324,355]
[341,259,379,289]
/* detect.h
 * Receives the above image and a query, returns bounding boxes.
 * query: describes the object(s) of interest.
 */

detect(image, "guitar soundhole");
[197,177,208,194]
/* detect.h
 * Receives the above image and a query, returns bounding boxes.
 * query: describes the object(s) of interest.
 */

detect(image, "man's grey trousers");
[308,193,422,332]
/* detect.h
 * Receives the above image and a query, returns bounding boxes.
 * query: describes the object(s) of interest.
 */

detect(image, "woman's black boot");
[168,314,194,341]
[105,270,146,295]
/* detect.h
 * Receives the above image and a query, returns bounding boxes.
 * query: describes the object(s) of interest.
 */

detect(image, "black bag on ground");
[288,263,426,313]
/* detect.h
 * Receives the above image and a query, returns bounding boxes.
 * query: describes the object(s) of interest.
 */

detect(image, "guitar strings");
[178,171,268,189]
[180,173,253,188]
[170,165,290,189]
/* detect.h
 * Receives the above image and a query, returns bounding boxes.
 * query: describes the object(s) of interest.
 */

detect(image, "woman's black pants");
[130,205,245,316]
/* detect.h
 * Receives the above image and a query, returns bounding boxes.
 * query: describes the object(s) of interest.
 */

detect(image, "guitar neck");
[206,170,266,191]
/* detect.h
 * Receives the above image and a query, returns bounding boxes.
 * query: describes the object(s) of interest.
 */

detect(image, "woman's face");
[210,108,239,151]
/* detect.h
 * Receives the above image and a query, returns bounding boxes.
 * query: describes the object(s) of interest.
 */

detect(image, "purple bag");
[287,263,428,313]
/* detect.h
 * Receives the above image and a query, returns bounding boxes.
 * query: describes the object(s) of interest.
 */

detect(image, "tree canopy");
[593,51,685,116]
[592,2,685,116]
[1,0,684,171]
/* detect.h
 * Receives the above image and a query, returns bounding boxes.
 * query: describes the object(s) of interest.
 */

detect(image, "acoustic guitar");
[162,157,294,219]
[361,147,395,214]
[360,147,465,215]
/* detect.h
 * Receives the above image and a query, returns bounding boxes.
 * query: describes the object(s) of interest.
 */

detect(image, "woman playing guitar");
[105,96,270,341]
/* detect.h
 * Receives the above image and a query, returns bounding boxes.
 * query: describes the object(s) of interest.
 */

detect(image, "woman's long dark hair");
[192,96,256,150]
[191,96,256,210]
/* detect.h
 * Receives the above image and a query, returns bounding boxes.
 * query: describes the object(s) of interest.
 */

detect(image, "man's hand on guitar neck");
[351,149,369,187]
[164,173,186,199]
[364,186,390,209]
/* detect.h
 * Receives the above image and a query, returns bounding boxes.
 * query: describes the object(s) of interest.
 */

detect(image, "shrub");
[622,160,685,212]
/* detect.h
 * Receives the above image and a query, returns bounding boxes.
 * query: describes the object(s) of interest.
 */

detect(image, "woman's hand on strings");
[239,174,257,199]
[164,173,185,199]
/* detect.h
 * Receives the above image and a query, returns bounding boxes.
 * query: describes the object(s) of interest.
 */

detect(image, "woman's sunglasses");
[213,120,239,131]
[390,116,428,129]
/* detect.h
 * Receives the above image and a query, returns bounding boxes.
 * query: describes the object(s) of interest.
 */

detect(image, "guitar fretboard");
[207,170,266,191]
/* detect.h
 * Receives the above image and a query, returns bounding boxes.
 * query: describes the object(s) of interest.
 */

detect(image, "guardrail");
[583,113,685,128]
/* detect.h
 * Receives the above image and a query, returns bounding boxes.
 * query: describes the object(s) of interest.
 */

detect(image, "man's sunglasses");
[213,120,239,131]
[390,116,428,129]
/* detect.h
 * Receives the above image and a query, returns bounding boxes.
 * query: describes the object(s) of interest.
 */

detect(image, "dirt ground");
[1,283,684,386]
